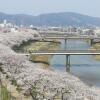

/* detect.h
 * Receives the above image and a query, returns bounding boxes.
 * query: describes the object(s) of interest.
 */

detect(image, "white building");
[94,29,100,37]
[10,28,18,33]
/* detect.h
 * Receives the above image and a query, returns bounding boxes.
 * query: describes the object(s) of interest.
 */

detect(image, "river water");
[50,40,100,87]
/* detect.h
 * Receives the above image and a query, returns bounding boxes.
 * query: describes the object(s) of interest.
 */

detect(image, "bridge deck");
[39,32,100,39]
[39,31,78,34]
[42,36,100,39]
[21,50,100,56]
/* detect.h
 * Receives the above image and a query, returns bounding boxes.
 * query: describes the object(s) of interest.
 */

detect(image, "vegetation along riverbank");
[0,31,100,99]
[90,43,100,60]
[13,40,61,69]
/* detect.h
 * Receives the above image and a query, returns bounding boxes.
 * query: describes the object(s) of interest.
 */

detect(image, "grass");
[0,63,11,100]
[0,85,11,100]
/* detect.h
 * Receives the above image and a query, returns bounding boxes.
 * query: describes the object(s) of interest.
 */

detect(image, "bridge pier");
[66,55,70,72]
[90,39,94,46]
[65,39,67,50]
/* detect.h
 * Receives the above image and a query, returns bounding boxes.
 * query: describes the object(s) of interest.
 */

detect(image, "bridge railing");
[25,50,100,55]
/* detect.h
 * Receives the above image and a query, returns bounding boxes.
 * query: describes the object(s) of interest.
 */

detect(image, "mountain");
[0,12,100,26]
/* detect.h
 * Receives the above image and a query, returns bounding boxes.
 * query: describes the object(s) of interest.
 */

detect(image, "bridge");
[37,31,100,45]
[39,32,79,38]
[42,36,100,39]
[24,50,100,55]
[39,31,78,35]
[38,30,97,38]
[21,50,100,72]
[38,31,100,46]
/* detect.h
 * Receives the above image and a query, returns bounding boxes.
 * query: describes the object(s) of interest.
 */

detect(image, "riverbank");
[29,42,60,67]
[13,40,60,69]
[90,43,100,60]
[0,31,100,99]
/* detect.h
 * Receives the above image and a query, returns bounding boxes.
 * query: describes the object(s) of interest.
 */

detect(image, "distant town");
[1,19,100,38]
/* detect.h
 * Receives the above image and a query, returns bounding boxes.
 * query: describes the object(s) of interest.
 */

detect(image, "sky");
[0,0,100,17]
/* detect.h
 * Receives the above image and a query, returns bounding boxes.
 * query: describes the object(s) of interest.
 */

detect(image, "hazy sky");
[0,0,100,17]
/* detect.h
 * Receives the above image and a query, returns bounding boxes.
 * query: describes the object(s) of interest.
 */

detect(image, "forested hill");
[0,12,100,26]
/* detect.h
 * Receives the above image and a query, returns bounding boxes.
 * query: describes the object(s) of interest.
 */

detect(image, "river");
[50,40,100,87]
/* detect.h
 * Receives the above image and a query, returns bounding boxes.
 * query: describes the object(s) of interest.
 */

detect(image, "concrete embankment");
[0,31,100,100]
